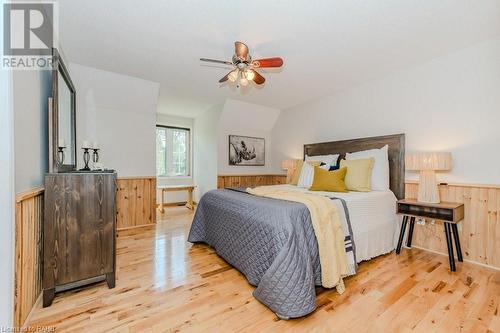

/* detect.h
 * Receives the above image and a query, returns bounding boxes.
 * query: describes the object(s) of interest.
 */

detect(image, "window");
[156,126,190,177]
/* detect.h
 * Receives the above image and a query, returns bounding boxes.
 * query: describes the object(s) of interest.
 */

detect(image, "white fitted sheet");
[269,185,400,263]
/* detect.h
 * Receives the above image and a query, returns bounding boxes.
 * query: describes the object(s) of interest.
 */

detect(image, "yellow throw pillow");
[309,166,348,192]
[339,158,375,192]
[290,160,304,185]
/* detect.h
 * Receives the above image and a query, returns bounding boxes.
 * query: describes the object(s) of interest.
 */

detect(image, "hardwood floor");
[26,207,500,333]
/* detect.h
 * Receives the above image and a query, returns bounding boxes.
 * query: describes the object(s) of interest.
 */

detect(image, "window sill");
[157,176,192,180]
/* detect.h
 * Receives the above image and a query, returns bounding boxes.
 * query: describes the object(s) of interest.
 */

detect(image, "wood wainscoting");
[217,174,287,188]
[14,188,44,327]
[116,177,157,230]
[405,181,500,269]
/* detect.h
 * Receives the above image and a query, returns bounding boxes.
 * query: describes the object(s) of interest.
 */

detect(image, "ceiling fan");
[200,41,284,87]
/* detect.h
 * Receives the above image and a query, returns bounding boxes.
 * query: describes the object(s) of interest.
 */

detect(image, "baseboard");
[411,245,500,272]
[19,292,42,329]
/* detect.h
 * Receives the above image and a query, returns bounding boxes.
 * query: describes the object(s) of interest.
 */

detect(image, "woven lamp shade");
[281,159,300,184]
[406,152,452,204]
[281,159,299,171]
[406,152,452,171]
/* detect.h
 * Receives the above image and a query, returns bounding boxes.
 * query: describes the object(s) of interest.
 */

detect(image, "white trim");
[157,176,193,180]
[156,124,193,178]
[0,38,15,326]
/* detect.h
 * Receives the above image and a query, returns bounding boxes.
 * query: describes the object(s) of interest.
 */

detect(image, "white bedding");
[269,185,400,263]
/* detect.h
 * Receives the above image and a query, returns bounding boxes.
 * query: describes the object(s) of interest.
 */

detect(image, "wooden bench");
[158,185,196,213]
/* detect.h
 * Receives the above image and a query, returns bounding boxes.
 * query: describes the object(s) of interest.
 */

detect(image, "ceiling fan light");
[245,70,255,80]
[228,70,238,82]
[240,77,249,86]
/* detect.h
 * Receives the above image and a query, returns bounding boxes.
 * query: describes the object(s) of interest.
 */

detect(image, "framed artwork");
[229,135,265,166]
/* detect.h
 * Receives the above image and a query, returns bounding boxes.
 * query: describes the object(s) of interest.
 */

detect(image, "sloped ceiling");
[219,99,281,132]
[57,0,500,117]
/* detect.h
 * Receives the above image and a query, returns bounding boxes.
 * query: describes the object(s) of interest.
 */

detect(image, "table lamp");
[406,152,452,203]
[281,159,299,183]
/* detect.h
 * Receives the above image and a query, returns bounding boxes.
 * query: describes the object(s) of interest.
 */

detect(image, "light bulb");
[240,77,249,86]
[228,70,238,82]
[245,70,255,81]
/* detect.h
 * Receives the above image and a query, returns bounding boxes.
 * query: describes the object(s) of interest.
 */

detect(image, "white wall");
[272,38,500,184]
[12,69,51,192]
[70,63,160,177]
[156,113,194,203]
[157,113,194,128]
[193,103,223,201]
[0,36,15,327]
[218,99,281,175]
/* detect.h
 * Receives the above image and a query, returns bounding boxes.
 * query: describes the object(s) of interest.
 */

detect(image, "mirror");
[49,48,76,172]
[57,71,75,165]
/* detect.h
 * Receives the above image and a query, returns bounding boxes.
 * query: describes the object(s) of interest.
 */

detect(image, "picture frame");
[228,135,265,166]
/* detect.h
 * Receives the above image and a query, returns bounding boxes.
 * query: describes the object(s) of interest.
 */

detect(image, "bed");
[188,134,405,318]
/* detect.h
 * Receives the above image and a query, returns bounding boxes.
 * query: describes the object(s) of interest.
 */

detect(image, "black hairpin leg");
[406,217,415,248]
[396,215,408,254]
[451,223,463,262]
[444,222,456,271]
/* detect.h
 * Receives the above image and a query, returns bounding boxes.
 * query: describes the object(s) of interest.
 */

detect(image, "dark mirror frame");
[48,48,77,173]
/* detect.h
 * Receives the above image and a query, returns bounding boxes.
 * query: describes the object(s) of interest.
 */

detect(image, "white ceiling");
[57,0,500,118]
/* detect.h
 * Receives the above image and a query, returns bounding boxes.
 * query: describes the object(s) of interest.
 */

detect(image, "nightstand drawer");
[397,199,464,223]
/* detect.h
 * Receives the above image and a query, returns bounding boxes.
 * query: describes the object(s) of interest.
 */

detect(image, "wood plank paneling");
[217,174,287,189]
[405,181,500,269]
[116,177,156,230]
[15,188,44,327]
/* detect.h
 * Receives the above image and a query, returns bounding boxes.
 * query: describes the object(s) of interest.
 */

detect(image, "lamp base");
[417,170,440,204]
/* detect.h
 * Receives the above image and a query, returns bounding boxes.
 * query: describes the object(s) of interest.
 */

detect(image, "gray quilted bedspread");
[188,188,353,318]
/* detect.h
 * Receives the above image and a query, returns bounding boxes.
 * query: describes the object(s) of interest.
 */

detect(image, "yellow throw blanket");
[247,186,348,293]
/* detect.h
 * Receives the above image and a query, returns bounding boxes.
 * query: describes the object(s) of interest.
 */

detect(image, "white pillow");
[297,162,315,188]
[305,154,340,166]
[346,145,389,191]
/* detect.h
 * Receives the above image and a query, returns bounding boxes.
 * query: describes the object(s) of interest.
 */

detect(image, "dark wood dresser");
[43,171,117,307]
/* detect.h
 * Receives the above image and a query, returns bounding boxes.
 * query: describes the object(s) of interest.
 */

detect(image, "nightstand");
[396,199,465,271]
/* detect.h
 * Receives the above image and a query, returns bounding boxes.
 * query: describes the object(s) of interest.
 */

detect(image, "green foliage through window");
[156,126,190,177]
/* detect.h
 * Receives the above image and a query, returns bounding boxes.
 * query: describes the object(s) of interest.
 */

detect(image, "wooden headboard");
[303,133,405,199]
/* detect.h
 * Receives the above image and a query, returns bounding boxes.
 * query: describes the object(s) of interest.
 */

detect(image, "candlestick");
[58,147,65,165]
[92,148,100,165]
[81,148,91,171]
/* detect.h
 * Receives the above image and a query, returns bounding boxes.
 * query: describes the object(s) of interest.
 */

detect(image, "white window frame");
[156,125,192,178]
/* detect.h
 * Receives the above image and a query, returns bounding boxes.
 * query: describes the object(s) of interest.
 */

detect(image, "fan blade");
[219,70,236,83]
[234,41,249,60]
[252,57,284,68]
[218,71,230,83]
[200,58,233,65]
[250,70,265,85]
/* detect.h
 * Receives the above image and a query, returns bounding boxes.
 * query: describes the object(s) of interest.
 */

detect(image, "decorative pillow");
[290,160,304,185]
[339,158,375,192]
[310,167,348,192]
[297,161,322,188]
[346,145,389,191]
[305,154,340,167]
